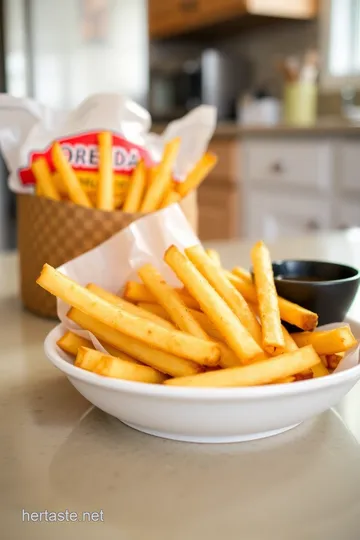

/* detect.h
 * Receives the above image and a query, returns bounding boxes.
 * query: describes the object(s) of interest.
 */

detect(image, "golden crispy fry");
[205,249,221,267]
[58,325,144,365]
[291,326,357,355]
[274,376,296,384]
[57,331,93,355]
[231,266,252,283]
[97,131,114,211]
[86,283,174,329]
[165,345,319,387]
[68,308,202,377]
[177,153,218,198]
[77,347,167,383]
[51,142,93,208]
[186,245,264,348]
[140,138,180,212]
[310,362,330,378]
[326,353,344,371]
[123,281,200,309]
[37,265,220,365]
[251,241,284,354]
[164,245,264,364]
[32,157,61,201]
[75,346,103,371]
[138,302,224,341]
[137,264,208,340]
[227,272,318,331]
[160,190,181,209]
[123,160,146,213]
[278,325,328,377]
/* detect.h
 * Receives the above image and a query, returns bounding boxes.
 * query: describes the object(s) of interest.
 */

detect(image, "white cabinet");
[337,140,360,193]
[247,190,331,241]
[245,139,333,191]
[334,199,360,230]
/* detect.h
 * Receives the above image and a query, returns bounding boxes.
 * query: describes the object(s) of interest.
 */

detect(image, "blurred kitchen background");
[1,0,360,248]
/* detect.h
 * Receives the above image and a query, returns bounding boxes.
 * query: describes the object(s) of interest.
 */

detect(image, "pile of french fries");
[31,134,217,213]
[37,240,357,388]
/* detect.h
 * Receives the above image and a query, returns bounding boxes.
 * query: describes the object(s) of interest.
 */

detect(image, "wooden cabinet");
[197,138,241,242]
[149,0,317,39]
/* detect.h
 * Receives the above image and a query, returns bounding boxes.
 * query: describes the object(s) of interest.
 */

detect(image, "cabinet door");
[334,199,360,230]
[338,140,360,193]
[247,190,331,241]
[149,0,202,38]
[198,184,239,241]
[197,0,244,24]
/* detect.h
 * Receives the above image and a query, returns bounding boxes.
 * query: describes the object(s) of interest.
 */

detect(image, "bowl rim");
[270,259,360,285]
[44,324,360,401]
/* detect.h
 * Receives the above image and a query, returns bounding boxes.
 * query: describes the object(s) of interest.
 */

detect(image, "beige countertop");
[2,230,360,540]
[213,120,360,137]
[153,120,360,138]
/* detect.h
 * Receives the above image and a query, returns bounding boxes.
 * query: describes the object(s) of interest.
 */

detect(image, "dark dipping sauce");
[276,276,325,282]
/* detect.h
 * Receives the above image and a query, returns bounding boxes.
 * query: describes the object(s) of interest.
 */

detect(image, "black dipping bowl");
[271,260,360,330]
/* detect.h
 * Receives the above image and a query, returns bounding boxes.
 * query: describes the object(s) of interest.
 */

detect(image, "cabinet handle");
[306,219,320,231]
[178,0,198,12]
[270,162,284,174]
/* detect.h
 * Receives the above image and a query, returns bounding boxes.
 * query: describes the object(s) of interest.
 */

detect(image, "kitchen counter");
[213,120,360,137]
[2,230,360,540]
[153,120,360,138]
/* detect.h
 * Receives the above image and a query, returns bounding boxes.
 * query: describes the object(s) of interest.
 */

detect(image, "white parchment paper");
[54,205,359,373]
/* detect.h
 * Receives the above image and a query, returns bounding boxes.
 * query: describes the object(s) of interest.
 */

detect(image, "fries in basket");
[31,133,218,214]
[38,240,357,388]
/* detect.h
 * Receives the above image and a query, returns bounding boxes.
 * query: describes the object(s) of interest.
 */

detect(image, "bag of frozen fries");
[0,93,217,318]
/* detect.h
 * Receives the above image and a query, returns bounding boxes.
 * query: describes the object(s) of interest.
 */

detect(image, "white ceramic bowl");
[44,323,360,444]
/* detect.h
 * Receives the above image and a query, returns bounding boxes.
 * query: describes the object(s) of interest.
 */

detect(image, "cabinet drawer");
[245,139,332,190]
[198,184,239,241]
[338,141,360,192]
[333,199,360,229]
[208,138,238,181]
[247,189,331,241]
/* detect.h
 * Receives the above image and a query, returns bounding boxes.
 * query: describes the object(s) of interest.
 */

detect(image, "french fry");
[326,353,344,371]
[68,308,202,377]
[227,272,318,331]
[278,325,329,377]
[160,190,181,209]
[138,302,225,341]
[164,245,264,364]
[137,264,208,340]
[123,160,146,213]
[123,281,200,309]
[37,265,220,366]
[231,266,252,283]
[75,346,103,371]
[186,245,264,348]
[78,347,167,384]
[311,362,330,378]
[97,131,114,211]
[205,249,221,267]
[177,153,218,198]
[251,241,284,354]
[86,283,174,329]
[51,142,93,208]
[59,329,140,363]
[291,326,357,355]
[274,376,296,384]
[31,157,61,201]
[57,331,93,355]
[140,138,180,212]
[165,345,320,387]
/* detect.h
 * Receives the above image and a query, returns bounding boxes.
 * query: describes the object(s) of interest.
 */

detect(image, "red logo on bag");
[18,131,153,185]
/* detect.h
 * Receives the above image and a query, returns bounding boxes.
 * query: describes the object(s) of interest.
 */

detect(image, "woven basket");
[17,192,198,318]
